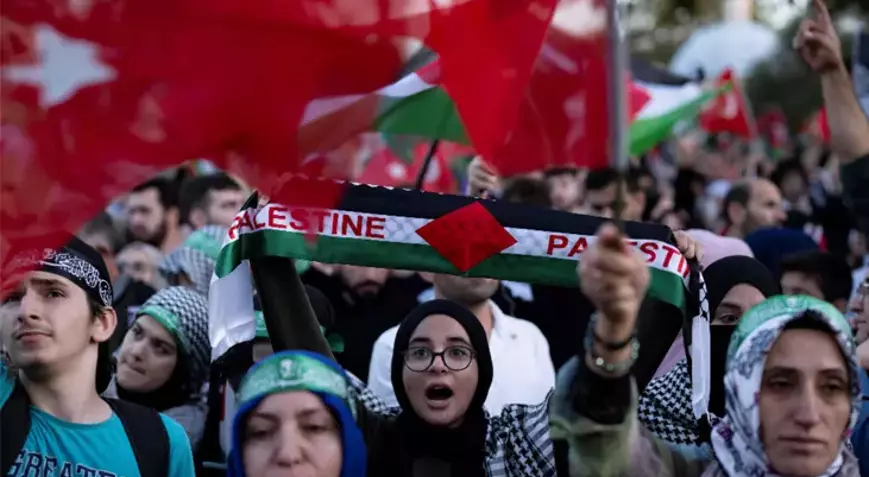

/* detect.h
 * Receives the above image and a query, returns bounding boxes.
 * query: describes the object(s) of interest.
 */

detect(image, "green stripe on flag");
[629,88,721,156]
[216,229,685,309]
[215,203,691,311]
[375,88,469,144]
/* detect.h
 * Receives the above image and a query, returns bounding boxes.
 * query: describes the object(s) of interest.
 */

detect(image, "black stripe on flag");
[328,179,675,243]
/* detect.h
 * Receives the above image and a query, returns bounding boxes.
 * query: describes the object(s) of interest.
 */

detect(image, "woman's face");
[243,391,343,477]
[116,315,178,392]
[402,314,479,427]
[759,329,851,476]
[712,284,766,325]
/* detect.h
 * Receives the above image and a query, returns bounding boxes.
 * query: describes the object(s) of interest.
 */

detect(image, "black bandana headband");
[8,236,113,307]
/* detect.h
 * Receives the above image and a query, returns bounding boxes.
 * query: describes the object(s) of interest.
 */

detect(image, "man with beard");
[301,265,428,381]
[720,178,787,239]
[124,177,183,253]
[78,213,157,351]
[178,173,245,231]
[581,167,646,221]
[366,274,555,414]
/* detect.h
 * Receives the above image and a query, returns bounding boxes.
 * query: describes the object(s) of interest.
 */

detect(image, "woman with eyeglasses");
[364,299,498,476]
[257,222,696,476]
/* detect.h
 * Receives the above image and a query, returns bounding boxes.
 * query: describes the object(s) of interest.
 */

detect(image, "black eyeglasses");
[403,346,475,372]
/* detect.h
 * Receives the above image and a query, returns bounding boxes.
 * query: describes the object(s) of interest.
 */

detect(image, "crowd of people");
[2,2,869,476]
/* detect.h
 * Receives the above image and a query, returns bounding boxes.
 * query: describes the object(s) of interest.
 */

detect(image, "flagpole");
[414,139,440,189]
[607,0,630,230]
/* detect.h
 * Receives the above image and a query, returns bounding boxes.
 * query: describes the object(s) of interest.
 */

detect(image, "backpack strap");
[106,399,170,477]
[1,381,32,476]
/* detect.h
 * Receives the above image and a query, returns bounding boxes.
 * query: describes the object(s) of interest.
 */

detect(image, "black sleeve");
[571,357,632,425]
[841,154,869,236]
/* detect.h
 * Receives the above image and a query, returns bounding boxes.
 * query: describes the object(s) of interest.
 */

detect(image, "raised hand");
[579,224,650,331]
[673,230,702,262]
[466,156,501,198]
[793,0,845,74]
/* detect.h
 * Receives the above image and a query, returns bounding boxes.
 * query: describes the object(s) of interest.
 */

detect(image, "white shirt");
[366,300,555,415]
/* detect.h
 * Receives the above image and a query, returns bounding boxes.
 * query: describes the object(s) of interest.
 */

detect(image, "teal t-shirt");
[0,364,195,477]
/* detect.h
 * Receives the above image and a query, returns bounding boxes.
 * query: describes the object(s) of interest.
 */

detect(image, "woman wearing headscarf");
[362,299,500,476]
[159,225,226,296]
[104,286,211,449]
[553,291,861,476]
[227,350,366,477]
[246,222,698,476]
[652,239,757,379]
[639,256,781,450]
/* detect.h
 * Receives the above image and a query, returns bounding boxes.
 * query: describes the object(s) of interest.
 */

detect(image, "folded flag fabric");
[209,178,693,358]
[630,80,719,155]
[303,55,718,175]
[698,68,755,138]
[1,0,556,276]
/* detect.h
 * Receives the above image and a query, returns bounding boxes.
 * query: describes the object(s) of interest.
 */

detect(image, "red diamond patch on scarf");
[415,202,517,273]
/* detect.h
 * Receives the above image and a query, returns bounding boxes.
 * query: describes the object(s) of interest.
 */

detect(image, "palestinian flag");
[209,178,691,358]
[301,58,718,174]
[631,79,719,155]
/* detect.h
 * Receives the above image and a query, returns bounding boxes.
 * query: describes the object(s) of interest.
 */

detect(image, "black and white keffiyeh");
[638,359,702,445]
[160,225,226,297]
[136,286,211,397]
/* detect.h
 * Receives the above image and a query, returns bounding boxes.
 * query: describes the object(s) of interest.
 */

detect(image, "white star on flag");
[4,24,116,108]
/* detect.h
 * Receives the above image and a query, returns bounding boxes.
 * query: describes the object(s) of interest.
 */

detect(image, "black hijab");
[703,255,780,416]
[371,299,493,477]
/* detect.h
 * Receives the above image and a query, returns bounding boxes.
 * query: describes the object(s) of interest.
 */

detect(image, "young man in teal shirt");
[0,237,194,476]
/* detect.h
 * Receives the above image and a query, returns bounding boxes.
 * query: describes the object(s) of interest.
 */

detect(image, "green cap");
[138,304,190,353]
[238,352,349,405]
[183,229,223,260]
[728,295,849,363]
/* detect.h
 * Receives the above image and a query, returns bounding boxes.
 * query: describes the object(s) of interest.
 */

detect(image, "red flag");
[0,0,554,270]
[490,1,649,176]
[756,108,790,157]
[426,0,558,163]
[357,141,465,194]
[801,108,831,144]
[698,69,756,138]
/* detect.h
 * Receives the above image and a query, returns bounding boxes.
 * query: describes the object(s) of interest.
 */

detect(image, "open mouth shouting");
[424,384,455,409]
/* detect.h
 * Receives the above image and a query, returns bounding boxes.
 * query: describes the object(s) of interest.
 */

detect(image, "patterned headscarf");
[159,225,225,297]
[137,286,211,397]
[709,295,861,477]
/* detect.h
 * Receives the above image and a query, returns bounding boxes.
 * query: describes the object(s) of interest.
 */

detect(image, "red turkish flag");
[698,69,756,138]
[357,141,465,194]
[490,0,650,176]
[0,0,554,272]
[425,0,558,163]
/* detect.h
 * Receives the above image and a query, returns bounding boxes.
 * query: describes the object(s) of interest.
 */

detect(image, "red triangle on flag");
[630,81,652,118]
[415,202,516,273]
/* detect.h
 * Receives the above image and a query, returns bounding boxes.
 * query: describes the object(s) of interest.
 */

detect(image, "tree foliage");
[745,12,857,130]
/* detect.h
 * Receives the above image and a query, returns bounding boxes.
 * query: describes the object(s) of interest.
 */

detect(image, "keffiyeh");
[137,286,212,398]
[639,360,701,445]
[160,225,225,296]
